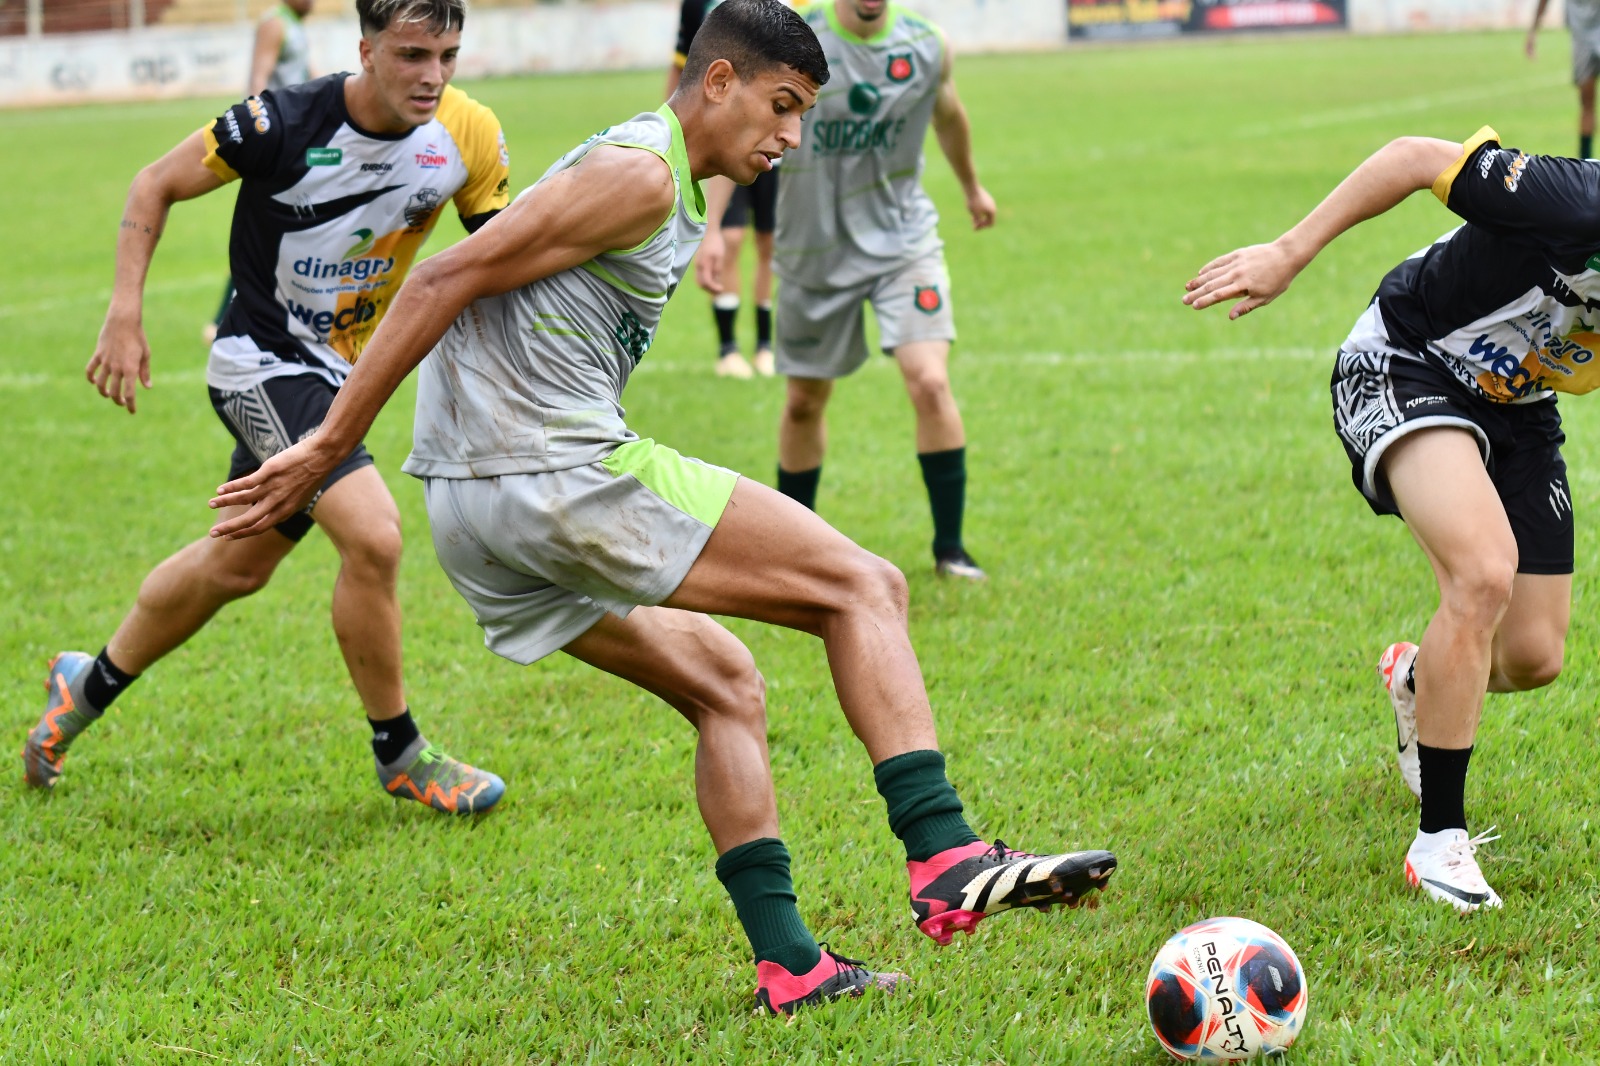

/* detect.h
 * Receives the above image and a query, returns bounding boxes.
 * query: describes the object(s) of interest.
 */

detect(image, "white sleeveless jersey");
[775,2,944,289]
[264,3,312,92]
[404,106,707,479]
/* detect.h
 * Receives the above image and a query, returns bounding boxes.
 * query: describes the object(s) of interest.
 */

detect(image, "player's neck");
[343,73,416,136]
[833,0,889,39]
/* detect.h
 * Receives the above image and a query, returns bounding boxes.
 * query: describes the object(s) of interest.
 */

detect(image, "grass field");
[4,26,1600,1064]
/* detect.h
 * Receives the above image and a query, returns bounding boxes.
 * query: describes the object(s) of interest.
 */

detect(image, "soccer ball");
[1145,917,1308,1060]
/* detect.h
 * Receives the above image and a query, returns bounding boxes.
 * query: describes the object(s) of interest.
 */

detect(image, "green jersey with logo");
[775,2,944,289]
[405,106,708,479]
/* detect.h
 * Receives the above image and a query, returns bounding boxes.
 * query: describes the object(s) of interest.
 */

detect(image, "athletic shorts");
[1574,21,1600,83]
[1330,349,1573,575]
[775,247,956,379]
[422,438,739,665]
[208,374,374,541]
[722,166,777,233]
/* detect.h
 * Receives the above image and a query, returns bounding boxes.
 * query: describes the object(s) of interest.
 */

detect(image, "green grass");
[4,29,1600,1064]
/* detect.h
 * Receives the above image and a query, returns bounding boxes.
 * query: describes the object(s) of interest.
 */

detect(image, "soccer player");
[208,0,1116,1013]
[1184,128,1589,911]
[668,0,780,378]
[25,0,511,814]
[204,0,317,345]
[1526,0,1600,158]
[718,0,997,579]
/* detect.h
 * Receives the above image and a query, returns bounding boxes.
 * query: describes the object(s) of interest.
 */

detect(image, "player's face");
[723,67,819,184]
[850,0,888,22]
[285,0,314,15]
[359,22,461,131]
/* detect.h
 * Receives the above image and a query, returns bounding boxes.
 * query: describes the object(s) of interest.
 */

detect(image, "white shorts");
[775,247,956,379]
[423,438,739,665]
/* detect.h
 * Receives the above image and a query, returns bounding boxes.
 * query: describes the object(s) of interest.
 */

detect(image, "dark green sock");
[776,465,821,510]
[917,447,967,556]
[1583,133,1594,159]
[715,838,821,975]
[873,749,980,862]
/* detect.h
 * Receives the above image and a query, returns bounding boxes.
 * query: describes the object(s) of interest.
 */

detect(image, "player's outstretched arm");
[89,129,227,413]
[207,145,677,539]
[247,14,286,96]
[1182,135,1462,319]
[1526,0,1552,58]
[931,33,995,230]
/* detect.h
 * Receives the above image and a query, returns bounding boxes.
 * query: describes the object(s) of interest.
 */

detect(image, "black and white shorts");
[208,374,374,542]
[721,166,777,233]
[1330,349,1572,575]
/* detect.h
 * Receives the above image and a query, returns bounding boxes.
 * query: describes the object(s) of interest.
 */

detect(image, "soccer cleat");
[934,548,987,581]
[1404,827,1502,912]
[754,945,907,1016]
[752,347,777,377]
[23,651,98,790]
[908,839,1117,945]
[1379,641,1421,799]
[715,351,755,379]
[376,738,505,814]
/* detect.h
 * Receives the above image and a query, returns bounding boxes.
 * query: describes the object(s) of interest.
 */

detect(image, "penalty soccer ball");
[1145,916,1308,1060]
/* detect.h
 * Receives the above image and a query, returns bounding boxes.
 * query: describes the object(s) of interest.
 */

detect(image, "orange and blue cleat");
[376,738,505,814]
[23,651,99,790]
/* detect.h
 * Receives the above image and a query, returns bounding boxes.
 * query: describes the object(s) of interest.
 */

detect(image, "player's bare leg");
[714,225,754,379]
[563,604,903,1013]
[1580,77,1597,157]
[1487,573,1569,692]
[776,375,832,510]
[894,341,982,579]
[751,229,776,376]
[312,466,503,813]
[1384,427,1513,910]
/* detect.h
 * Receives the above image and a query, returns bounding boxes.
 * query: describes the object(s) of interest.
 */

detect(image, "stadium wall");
[0,0,1557,108]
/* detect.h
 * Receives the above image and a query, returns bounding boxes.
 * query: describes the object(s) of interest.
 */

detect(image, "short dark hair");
[356,0,466,37]
[681,0,830,90]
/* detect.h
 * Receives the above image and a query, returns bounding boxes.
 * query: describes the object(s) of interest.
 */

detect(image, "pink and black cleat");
[908,839,1117,945]
[754,946,907,1016]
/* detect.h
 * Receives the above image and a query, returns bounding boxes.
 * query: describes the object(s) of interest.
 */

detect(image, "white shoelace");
[1438,827,1500,877]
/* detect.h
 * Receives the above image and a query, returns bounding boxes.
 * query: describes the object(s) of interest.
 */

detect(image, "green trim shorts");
[423,438,739,664]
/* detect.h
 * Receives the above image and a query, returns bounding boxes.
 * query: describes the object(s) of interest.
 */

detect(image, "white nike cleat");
[1404,827,1502,913]
[1378,641,1421,799]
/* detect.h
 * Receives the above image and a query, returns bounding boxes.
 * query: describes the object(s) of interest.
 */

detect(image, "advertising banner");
[1067,0,1346,40]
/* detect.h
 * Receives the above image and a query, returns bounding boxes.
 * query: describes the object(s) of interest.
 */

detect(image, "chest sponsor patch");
[306,147,343,166]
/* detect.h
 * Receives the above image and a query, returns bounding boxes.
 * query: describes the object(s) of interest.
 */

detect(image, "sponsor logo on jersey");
[886,53,914,82]
[359,161,394,173]
[405,187,443,227]
[305,147,343,166]
[914,285,943,314]
[293,252,396,283]
[415,143,449,168]
[614,309,652,366]
[1468,333,1536,398]
[1587,252,1600,273]
[343,228,376,258]
[1478,150,1495,179]
[810,116,907,155]
[286,292,381,337]
[222,109,243,144]
[1404,395,1447,409]
[1503,151,1529,193]
[246,95,270,134]
[848,82,882,116]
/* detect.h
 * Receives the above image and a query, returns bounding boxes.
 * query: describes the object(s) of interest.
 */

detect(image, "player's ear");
[358,34,375,75]
[703,58,736,105]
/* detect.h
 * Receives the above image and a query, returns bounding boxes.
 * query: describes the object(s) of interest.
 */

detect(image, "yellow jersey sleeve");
[1430,125,1501,205]
[436,86,511,220]
[200,124,242,183]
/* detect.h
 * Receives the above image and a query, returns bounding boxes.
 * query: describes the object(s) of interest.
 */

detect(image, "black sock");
[370,708,420,766]
[1582,133,1593,158]
[81,648,138,714]
[873,749,981,862]
[715,838,821,976]
[755,303,773,349]
[713,298,739,355]
[776,465,820,510]
[917,447,967,557]
[1417,743,1472,834]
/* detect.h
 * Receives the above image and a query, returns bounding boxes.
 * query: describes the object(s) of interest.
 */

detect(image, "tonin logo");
[847,82,881,117]
[1503,151,1529,192]
[886,53,913,82]
[415,142,448,168]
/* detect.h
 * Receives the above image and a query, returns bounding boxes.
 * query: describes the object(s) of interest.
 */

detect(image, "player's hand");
[695,228,726,294]
[967,185,997,230]
[1182,241,1299,319]
[207,436,334,539]
[85,314,153,414]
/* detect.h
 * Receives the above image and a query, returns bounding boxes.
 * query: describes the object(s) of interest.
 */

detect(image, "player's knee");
[837,550,909,620]
[686,636,767,728]
[903,370,953,414]
[784,384,830,423]
[337,514,404,582]
[203,555,279,600]
[1499,644,1564,691]
[1441,555,1516,625]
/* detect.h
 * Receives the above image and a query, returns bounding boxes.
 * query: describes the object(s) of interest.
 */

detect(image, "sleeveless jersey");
[403,105,707,479]
[774,2,944,289]
[264,3,312,92]
[200,74,511,392]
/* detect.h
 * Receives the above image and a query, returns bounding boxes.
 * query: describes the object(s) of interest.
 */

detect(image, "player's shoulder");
[434,84,499,131]
[263,72,347,128]
[434,85,507,164]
